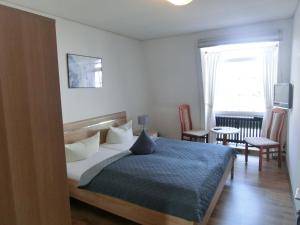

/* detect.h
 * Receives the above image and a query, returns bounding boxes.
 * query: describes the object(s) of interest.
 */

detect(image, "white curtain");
[261,46,279,136]
[201,51,221,142]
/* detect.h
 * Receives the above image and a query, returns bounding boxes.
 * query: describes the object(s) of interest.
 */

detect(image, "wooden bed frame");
[64,111,234,225]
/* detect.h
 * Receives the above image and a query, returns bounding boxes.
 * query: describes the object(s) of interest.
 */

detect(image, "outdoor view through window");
[203,42,279,115]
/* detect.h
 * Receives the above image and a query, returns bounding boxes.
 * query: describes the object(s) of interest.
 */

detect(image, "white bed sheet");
[100,136,138,152]
[67,147,123,181]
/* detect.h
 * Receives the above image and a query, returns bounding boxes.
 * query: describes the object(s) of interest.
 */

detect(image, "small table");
[210,127,240,145]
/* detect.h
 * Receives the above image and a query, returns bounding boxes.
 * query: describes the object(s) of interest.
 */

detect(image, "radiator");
[215,115,263,144]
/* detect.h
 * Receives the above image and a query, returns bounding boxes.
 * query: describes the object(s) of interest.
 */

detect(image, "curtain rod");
[203,43,279,54]
[198,30,282,49]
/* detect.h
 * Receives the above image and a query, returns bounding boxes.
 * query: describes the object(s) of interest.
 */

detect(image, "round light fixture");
[167,0,193,6]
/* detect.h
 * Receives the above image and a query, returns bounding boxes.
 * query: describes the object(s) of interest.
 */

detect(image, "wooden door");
[0,5,71,225]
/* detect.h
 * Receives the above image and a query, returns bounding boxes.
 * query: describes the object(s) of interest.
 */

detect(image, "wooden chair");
[179,104,209,143]
[244,108,287,171]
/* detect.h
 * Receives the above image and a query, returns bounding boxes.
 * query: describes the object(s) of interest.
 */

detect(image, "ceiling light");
[167,0,193,6]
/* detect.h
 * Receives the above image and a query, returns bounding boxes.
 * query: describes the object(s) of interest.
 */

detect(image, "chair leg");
[259,147,263,172]
[278,145,282,168]
[245,143,248,164]
[267,148,270,161]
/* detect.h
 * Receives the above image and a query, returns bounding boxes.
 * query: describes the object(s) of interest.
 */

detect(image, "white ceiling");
[2,0,299,40]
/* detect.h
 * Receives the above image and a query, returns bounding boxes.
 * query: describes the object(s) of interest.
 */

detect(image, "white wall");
[288,2,300,210]
[56,19,148,127]
[143,19,293,138]
[0,1,149,129]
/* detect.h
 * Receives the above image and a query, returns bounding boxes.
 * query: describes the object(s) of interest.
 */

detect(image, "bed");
[64,111,235,225]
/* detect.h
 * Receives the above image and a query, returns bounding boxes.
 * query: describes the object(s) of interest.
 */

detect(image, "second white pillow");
[106,120,133,144]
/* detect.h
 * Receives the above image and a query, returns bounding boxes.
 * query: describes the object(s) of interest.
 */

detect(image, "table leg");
[222,134,228,145]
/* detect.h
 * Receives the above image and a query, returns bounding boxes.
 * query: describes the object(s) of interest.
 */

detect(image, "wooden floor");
[71,155,296,225]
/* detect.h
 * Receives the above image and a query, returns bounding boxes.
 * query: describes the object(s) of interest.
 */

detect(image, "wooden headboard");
[64,111,127,144]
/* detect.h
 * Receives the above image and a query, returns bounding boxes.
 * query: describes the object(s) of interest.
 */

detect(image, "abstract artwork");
[67,54,103,88]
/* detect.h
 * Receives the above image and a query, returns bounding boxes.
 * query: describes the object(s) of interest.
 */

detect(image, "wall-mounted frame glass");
[67,53,103,88]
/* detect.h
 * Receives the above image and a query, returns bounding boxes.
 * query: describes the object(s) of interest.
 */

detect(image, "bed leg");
[231,158,234,180]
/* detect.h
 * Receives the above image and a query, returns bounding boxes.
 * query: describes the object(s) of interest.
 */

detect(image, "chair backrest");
[179,104,193,133]
[267,108,287,143]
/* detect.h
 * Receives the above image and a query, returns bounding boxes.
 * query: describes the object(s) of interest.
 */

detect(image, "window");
[202,42,279,116]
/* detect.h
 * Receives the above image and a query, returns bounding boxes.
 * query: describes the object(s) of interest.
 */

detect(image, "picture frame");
[67,53,103,88]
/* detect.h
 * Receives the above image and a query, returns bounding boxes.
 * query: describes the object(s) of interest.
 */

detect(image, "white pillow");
[106,120,133,144]
[101,136,139,152]
[65,132,100,162]
[119,120,133,130]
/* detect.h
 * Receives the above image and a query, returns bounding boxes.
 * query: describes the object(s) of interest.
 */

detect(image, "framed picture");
[67,53,103,88]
